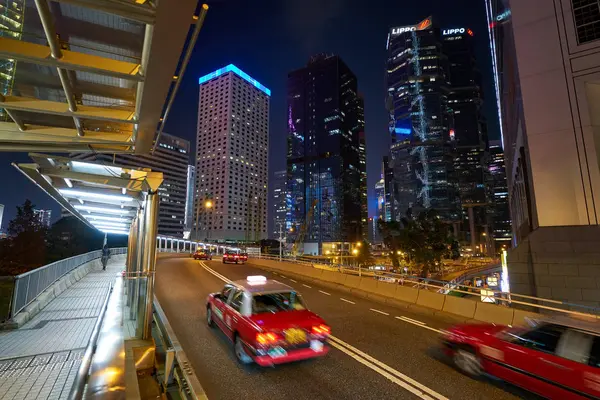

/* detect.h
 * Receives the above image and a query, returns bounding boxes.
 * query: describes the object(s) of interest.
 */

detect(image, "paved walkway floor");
[0,258,124,400]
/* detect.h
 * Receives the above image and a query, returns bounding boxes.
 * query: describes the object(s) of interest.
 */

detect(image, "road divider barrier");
[247,257,600,326]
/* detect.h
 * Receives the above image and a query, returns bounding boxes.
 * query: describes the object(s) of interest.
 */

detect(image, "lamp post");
[205,199,213,242]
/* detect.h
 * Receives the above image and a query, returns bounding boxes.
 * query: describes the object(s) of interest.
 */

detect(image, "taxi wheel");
[453,347,482,378]
[206,306,214,327]
[234,335,252,364]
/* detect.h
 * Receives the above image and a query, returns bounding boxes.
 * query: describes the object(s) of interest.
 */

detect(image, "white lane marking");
[290,279,298,283]
[200,262,231,283]
[329,335,448,400]
[199,260,447,400]
[398,316,425,325]
[370,308,390,316]
[302,284,312,288]
[395,316,443,334]
[340,298,355,304]
[280,275,287,278]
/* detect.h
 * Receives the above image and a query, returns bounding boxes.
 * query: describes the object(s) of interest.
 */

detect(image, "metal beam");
[0,144,132,153]
[35,0,84,136]
[39,167,148,192]
[132,0,199,153]
[0,122,132,144]
[14,69,135,101]
[49,0,156,24]
[0,37,142,81]
[12,162,96,230]
[0,95,135,124]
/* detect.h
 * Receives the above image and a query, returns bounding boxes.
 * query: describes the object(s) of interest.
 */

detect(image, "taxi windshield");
[252,291,306,314]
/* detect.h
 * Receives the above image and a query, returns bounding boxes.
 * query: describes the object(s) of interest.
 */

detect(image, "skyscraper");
[271,170,287,239]
[442,26,490,248]
[485,1,600,303]
[489,140,511,249]
[34,209,52,227]
[74,132,190,237]
[287,54,366,254]
[386,17,460,222]
[196,64,270,241]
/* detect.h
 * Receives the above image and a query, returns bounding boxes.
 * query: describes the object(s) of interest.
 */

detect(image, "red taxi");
[442,317,600,399]
[223,251,248,264]
[193,250,212,260]
[206,275,330,366]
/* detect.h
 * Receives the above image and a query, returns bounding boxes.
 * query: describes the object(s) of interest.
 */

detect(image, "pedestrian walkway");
[0,258,124,400]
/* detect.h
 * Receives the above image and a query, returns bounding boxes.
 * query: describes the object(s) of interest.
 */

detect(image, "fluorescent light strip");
[84,215,131,223]
[91,221,128,229]
[99,228,129,235]
[64,178,73,188]
[60,189,133,202]
[75,205,132,215]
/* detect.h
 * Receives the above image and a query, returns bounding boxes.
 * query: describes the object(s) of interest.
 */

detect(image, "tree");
[378,209,459,277]
[0,200,48,275]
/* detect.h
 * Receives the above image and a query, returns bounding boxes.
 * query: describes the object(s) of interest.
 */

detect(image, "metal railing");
[251,255,600,319]
[6,247,126,320]
[153,296,208,399]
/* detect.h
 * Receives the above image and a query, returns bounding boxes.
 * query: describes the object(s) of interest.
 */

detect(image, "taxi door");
[222,289,245,340]
[212,284,234,332]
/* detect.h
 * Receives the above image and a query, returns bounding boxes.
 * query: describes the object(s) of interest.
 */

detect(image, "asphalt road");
[155,255,541,400]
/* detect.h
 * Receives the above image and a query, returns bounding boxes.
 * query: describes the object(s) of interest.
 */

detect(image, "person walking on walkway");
[101,244,110,271]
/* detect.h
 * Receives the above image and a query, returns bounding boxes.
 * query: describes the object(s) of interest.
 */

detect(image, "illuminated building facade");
[196,64,270,242]
[287,54,366,254]
[271,170,287,239]
[386,17,460,222]
[485,0,600,304]
[489,140,511,248]
[0,0,25,120]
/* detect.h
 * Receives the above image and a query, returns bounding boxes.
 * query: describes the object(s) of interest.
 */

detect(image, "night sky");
[0,0,498,229]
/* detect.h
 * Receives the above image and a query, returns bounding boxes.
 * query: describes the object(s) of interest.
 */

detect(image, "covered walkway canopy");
[0,0,206,154]
[13,152,163,234]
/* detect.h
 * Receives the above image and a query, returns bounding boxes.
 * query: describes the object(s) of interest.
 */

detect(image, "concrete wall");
[7,254,127,329]
[248,258,545,327]
[508,225,600,307]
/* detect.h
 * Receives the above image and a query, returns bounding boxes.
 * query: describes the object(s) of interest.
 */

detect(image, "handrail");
[252,255,600,317]
[153,296,208,399]
[68,283,113,400]
[8,247,127,320]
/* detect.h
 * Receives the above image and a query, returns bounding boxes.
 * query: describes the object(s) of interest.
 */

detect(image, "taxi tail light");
[311,324,331,336]
[256,332,280,346]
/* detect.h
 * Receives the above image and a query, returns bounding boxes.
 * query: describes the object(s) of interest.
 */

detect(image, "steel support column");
[142,191,159,339]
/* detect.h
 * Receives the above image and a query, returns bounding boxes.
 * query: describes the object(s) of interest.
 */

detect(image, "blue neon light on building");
[198,64,271,96]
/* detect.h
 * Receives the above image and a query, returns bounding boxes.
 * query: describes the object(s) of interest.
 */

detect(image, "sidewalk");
[0,258,124,400]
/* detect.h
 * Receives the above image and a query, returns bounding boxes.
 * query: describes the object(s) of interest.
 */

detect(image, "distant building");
[0,204,4,232]
[34,209,52,227]
[184,165,195,239]
[74,132,190,238]
[287,54,367,254]
[489,140,511,249]
[271,170,287,239]
[195,64,270,241]
[385,17,460,222]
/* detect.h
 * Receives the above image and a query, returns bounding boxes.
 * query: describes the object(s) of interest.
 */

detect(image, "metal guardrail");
[68,283,113,400]
[153,296,208,399]
[7,247,126,320]
[253,255,600,319]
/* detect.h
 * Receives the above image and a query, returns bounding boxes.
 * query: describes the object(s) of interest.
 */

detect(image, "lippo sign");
[443,27,474,36]
[390,17,432,36]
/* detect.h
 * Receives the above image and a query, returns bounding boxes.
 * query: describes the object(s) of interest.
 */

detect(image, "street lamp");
[205,199,213,241]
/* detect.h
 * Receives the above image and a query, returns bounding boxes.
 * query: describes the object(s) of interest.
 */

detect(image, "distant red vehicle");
[441,317,600,399]
[206,276,330,366]
[193,250,212,260]
[223,251,247,264]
